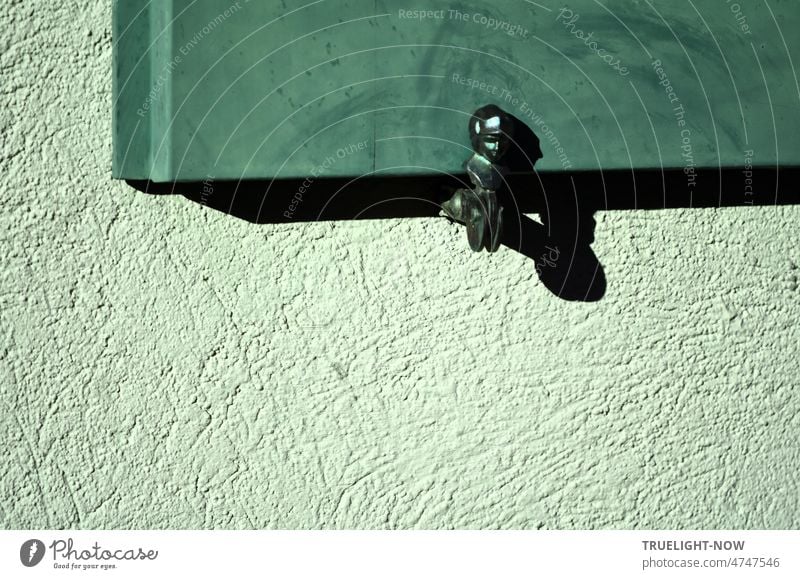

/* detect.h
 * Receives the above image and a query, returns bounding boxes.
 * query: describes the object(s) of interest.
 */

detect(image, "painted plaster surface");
[2,2,799,529]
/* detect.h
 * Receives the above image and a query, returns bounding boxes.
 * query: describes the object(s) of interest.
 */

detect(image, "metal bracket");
[442,105,514,253]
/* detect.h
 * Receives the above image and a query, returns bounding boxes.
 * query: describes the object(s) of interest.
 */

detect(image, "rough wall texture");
[1,2,799,529]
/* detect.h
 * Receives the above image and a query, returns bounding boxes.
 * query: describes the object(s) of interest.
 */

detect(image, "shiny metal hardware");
[442,104,514,253]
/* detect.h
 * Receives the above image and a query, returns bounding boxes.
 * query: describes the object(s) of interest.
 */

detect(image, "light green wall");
[1,2,798,529]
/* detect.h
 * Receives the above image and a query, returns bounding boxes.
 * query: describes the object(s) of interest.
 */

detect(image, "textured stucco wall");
[2,2,799,529]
